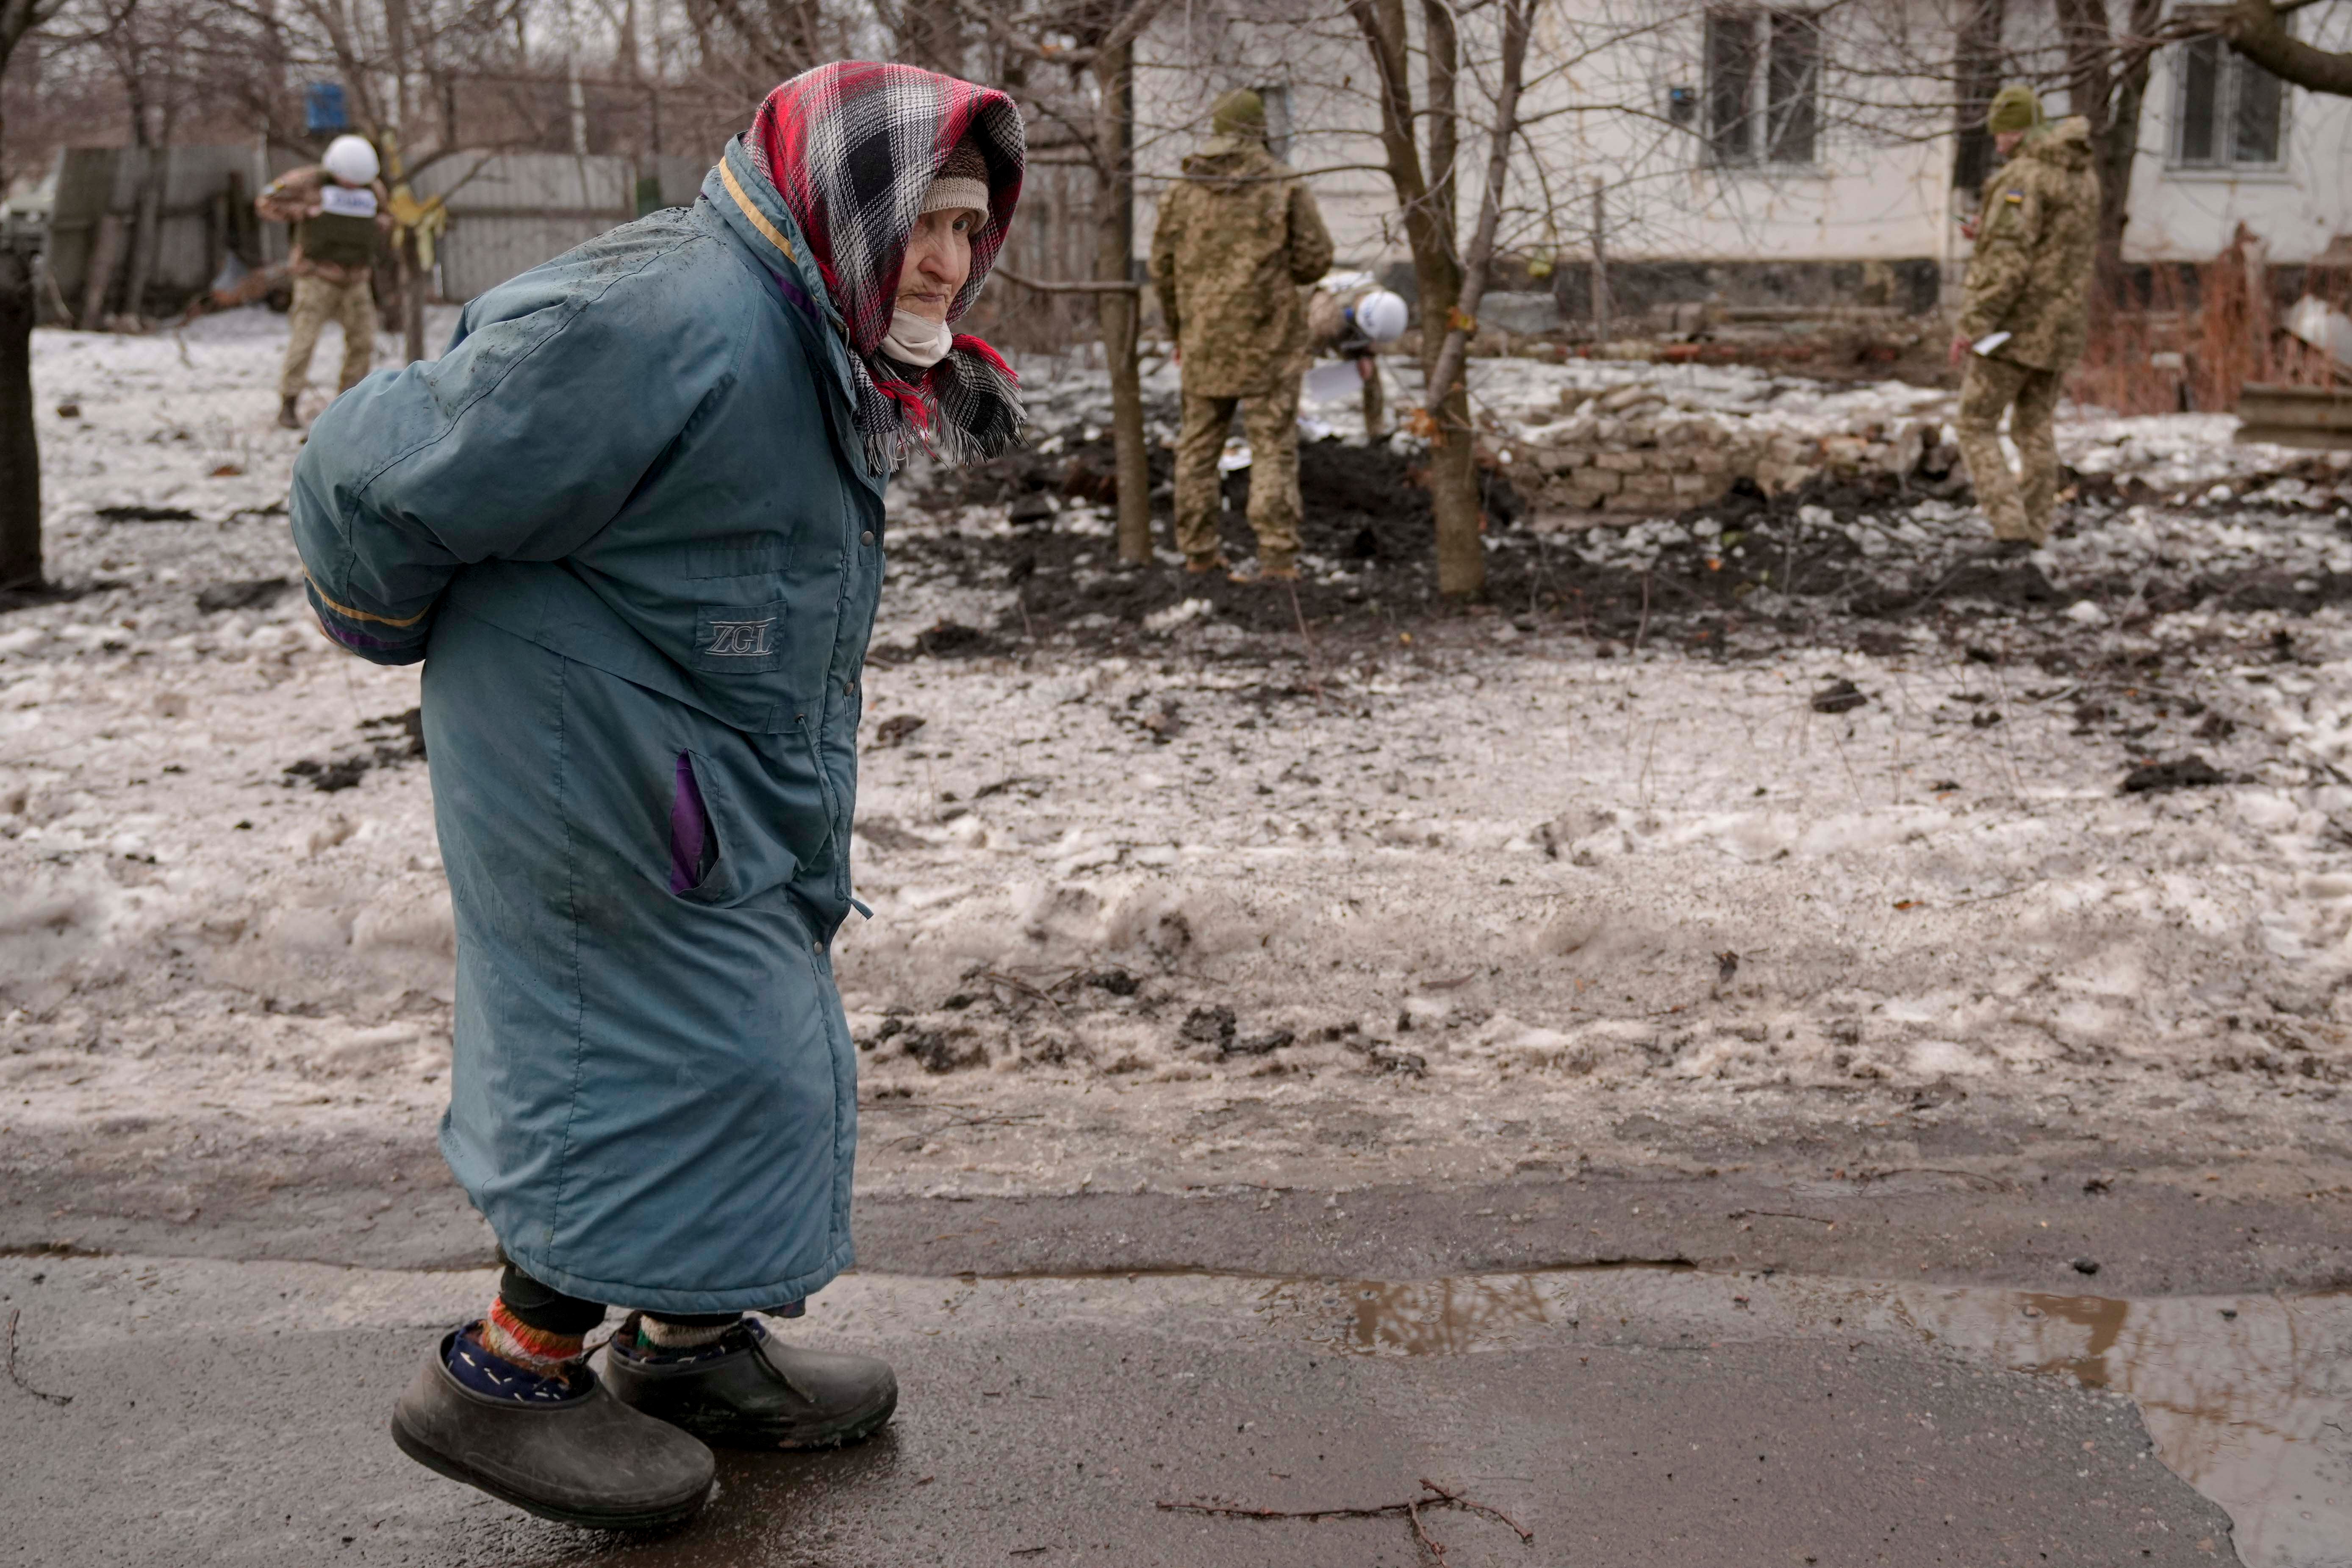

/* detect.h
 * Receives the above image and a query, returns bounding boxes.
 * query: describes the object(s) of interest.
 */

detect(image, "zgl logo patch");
[705,618,776,658]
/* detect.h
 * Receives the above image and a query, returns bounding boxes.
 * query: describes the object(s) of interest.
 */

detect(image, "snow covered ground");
[6,310,2351,1205]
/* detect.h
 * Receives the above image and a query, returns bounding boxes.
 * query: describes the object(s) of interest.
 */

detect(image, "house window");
[2172,33,2285,167]
[1705,8,1820,166]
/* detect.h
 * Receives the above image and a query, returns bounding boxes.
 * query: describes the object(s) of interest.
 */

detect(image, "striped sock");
[638,1314,740,1352]
[479,1297,588,1375]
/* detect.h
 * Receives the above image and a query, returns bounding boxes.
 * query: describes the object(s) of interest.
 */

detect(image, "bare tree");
[685,0,832,81]
[1422,0,1532,481]
[0,0,75,593]
[1344,0,1489,596]
[954,0,1167,567]
[2222,0,2352,96]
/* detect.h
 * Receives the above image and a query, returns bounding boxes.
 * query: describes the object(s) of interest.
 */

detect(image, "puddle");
[1891,1286,2352,1568]
[1262,1269,2352,1568]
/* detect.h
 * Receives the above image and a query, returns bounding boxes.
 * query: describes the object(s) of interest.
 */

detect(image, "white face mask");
[882,308,954,369]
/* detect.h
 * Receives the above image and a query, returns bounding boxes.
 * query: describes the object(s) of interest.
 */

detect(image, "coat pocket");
[664,738,828,907]
[668,751,729,900]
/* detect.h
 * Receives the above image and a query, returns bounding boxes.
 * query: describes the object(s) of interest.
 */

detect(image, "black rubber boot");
[603,1313,898,1450]
[276,394,302,430]
[391,1328,715,1529]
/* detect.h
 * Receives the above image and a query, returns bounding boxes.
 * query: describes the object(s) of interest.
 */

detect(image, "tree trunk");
[2093,0,2165,308]
[2,8,50,591]
[121,147,165,327]
[1412,211,1479,595]
[1349,0,1482,597]
[0,243,42,591]
[1425,0,1532,416]
[1092,36,1151,567]
[80,214,125,330]
[1420,0,1459,242]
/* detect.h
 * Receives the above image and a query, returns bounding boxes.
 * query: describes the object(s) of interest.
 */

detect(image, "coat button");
[860,530,874,545]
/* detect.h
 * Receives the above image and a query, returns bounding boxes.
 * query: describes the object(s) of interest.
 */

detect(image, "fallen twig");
[4,1309,72,1406]
[1284,580,1326,708]
[1728,1208,1836,1227]
[1157,1477,1530,1565]
[978,969,1066,1016]
[1407,1496,1445,1565]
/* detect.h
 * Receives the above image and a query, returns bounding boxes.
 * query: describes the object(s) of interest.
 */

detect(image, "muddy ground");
[4,316,2351,1297]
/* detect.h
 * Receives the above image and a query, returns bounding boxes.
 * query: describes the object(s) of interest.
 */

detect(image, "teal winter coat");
[289,138,883,1313]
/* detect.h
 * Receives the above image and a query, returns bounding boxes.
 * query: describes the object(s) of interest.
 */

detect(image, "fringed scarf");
[745,62,1027,472]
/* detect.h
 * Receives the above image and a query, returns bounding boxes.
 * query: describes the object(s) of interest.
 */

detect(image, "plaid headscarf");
[747,63,1026,471]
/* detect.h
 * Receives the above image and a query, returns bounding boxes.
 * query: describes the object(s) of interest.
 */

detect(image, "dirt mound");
[890,420,2352,661]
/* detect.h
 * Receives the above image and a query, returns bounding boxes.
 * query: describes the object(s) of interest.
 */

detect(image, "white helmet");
[1351,288,1409,344]
[322,135,380,186]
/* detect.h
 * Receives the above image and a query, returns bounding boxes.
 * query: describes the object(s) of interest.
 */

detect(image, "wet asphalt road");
[3,1251,2243,1568]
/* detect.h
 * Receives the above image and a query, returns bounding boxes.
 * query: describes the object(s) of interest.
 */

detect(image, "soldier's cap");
[1986,85,2044,135]
[1211,89,1267,138]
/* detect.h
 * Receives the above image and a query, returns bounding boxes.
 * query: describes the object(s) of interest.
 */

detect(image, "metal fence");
[413,152,708,302]
[44,144,291,324]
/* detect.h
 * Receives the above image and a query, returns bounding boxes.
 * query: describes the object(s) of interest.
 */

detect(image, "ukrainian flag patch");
[2004,190,2025,204]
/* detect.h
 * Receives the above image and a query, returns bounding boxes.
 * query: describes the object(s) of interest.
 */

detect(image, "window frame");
[2166,22,2291,174]
[1702,6,1825,172]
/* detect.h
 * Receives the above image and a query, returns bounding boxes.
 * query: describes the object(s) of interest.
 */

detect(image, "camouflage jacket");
[257,166,392,284]
[1150,136,1334,397]
[1959,117,2102,372]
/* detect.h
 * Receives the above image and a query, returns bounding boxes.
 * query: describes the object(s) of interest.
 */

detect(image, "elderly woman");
[289,65,1025,1527]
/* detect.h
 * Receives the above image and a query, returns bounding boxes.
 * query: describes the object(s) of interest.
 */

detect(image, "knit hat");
[919,140,990,219]
[1211,89,1267,139]
[1986,85,2044,135]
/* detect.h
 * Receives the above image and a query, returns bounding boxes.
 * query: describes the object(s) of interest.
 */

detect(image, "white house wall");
[2124,32,2352,265]
[1132,0,1962,275]
[1126,0,2350,290]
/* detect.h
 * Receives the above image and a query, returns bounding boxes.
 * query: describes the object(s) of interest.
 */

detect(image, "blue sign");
[305,83,349,135]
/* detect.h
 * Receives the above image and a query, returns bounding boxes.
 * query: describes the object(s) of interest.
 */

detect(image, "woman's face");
[896,208,980,322]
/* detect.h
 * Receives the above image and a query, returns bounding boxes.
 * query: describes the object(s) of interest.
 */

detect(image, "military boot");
[603,1313,898,1450]
[390,1326,714,1529]
[276,395,302,430]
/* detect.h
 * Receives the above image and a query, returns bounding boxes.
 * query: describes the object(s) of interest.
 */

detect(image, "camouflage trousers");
[279,274,377,402]
[1173,377,1303,571]
[1956,355,2064,544]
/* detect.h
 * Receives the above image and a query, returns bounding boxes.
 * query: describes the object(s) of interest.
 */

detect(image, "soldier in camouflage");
[1151,89,1334,580]
[1950,86,2102,550]
[258,135,393,429]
